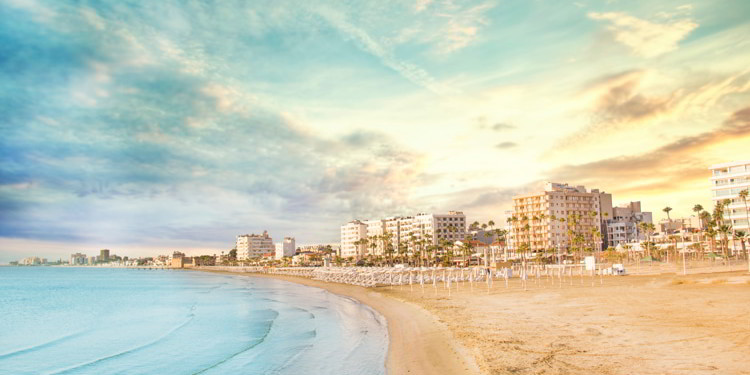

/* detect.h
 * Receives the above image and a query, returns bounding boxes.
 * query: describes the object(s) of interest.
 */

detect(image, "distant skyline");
[2,0,750,262]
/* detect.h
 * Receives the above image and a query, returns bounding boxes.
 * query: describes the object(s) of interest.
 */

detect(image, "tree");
[229,248,237,260]
[739,189,750,271]
[663,206,673,234]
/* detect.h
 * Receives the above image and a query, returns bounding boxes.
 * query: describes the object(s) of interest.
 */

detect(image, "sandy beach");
[200,268,750,375]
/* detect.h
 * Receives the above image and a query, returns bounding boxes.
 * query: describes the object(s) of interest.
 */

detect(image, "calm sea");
[0,267,387,375]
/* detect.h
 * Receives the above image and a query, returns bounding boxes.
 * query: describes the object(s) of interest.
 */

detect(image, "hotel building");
[710,160,750,232]
[510,182,612,251]
[339,211,467,259]
[274,237,296,260]
[341,220,367,259]
[236,231,274,260]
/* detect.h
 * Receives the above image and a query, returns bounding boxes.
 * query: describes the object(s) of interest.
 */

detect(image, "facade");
[605,201,653,247]
[69,253,87,265]
[99,249,110,262]
[274,237,296,260]
[236,231,274,260]
[340,220,367,259]
[339,211,467,259]
[710,160,750,232]
[510,182,611,252]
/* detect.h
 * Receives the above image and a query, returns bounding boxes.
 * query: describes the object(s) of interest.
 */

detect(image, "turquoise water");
[0,267,387,375]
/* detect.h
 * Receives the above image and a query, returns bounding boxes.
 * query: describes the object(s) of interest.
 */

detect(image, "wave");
[0,330,88,360]
[190,309,279,375]
[43,314,195,375]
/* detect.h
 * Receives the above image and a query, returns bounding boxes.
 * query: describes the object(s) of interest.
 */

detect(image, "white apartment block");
[236,231,274,260]
[69,253,87,265]
[710,160,750,232]
[274,237,296,260]
[340,220,367,259]
[339,212,466,259]
[510,182,611,251]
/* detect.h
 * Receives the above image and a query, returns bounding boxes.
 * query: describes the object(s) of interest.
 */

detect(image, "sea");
[0,267,388,375]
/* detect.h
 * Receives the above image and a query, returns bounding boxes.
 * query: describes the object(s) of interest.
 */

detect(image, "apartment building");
[339,211,467,259]
[340,220,367,259]
[510,182,611,251]
[274,237,296,260]
[605,201,653,247]
[710,160,750,232]
[236,231,274,260]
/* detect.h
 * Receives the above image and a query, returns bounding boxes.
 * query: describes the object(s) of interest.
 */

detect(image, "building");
[99,249,110,262]
[605,201,653,247]
[340,220,367,259]
[510,182,611,252]
[69,253,87,265]
[339,211,467,259]
[236,231,274,260]
[710,160,750,233]
[275,237,296,260]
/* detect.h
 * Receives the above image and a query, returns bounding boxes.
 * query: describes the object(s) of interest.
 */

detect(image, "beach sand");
[200,269,750,375]
[379,270,750,375]
[199,269,480,375]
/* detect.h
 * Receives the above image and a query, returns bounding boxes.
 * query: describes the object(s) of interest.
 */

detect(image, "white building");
[710,160,750,233]
[69,253,87,265]
[236,231,274,260]
[340,211,467,259]
[340,220,367,259]
[275,237,296,260]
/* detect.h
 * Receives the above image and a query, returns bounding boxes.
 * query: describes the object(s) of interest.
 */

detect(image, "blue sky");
[1,0,749,261]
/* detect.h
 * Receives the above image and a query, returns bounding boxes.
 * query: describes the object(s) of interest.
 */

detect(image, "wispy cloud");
[314,6,454,94]
[547,105,750,196]
[588,9,698,57]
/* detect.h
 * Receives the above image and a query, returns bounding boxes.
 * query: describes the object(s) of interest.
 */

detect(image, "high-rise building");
[510,182,610,252]
[274,237,296,260]
[710,160,750,233]
[236,231,274,260]
[100,249,110,262]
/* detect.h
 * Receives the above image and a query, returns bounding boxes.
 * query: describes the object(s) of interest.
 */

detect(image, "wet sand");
[198,269,480,375]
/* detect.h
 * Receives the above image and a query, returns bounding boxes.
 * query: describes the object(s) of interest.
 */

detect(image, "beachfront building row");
[508,183,611,252]
[710,160,750,232]
[236,231,274,260]
[340,211,467,259]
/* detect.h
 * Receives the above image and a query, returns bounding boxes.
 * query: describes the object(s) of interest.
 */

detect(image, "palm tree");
[693,204,704,229]
[663,206,673,234]
[739,189,750,271]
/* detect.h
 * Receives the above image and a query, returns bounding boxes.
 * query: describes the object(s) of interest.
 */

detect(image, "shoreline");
[195,269,481,375]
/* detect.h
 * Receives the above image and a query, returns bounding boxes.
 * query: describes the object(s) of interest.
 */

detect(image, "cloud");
[315,7,454,95]
[556,69,750,151]
[0,5,427,246]
[475,116,515,131]
[435,3,495,53]
[588,10,698,57]
[495,141,517,149]
[415,0,431,12]
[547,105,750,196]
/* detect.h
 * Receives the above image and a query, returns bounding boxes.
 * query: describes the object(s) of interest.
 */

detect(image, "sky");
[1,0,749,262]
